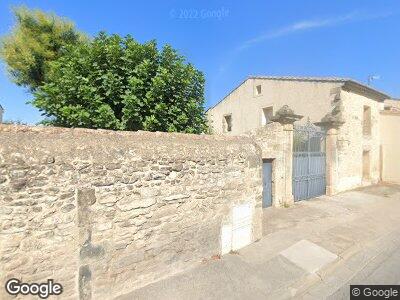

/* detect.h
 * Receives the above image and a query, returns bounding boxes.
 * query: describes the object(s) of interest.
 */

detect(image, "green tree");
[33,32,208,133]
[0,6,86,90]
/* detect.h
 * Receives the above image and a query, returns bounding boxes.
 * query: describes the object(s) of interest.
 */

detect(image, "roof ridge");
[248,75,351,82]
[207,75,391,112]
[248,75,390,99]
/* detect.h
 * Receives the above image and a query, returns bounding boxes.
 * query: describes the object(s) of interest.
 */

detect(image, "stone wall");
[244,122,294,207]
[380,111,400,184]
[0,125,262,300]
[336,90,381,191]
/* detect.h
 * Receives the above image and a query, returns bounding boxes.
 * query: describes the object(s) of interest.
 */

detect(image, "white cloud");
[239,10,393,50]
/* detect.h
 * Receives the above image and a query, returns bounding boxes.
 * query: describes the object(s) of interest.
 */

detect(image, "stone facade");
[0,125,262,299]
[335,90,382,191]
[384,99,400,112]
[245,123,287,207]
[207,77,344,135]
[380,110,400,184]
[244,106,302,207]
[207,76,390,196]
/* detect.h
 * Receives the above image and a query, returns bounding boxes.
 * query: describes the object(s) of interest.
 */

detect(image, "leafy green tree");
[0,6,86,90]
[33,32,208,133]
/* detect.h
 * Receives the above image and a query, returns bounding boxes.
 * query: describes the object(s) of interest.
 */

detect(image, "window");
[255,84,262,96]
[261,107,273,125]
[223,114,232,132]
[363,105,371,136]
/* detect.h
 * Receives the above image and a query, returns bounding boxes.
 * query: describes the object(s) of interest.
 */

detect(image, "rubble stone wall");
[0,125,262,299]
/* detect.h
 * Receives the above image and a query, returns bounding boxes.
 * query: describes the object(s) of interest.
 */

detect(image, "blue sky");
[0,0,399,124]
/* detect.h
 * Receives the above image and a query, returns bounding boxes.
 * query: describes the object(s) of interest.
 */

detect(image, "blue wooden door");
[262,160,273,207]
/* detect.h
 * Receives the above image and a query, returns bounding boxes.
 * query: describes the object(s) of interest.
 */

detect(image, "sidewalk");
[116,184,400,300]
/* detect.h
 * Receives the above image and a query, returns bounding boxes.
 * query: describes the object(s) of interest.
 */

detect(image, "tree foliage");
[33,33,208,133]
[0,6,85,90]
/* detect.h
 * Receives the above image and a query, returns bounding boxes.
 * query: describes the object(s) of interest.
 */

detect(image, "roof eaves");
[248,75,351,83]
[207,75,392,111]
[342,80,390,101]
[248,76,391,99]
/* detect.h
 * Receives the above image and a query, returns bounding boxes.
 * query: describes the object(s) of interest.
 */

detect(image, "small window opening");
[224,115,232,132]
[262,107,273,125]
[363,106,371,136]
[255,85,262,96]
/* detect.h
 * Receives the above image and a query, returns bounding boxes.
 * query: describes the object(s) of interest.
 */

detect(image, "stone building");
[380,106,400,184]
[384,98,400,112]
[207,76,391,198]
[380,98,400,184]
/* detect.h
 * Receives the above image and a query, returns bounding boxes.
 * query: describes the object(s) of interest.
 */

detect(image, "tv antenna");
[367,75,380,86]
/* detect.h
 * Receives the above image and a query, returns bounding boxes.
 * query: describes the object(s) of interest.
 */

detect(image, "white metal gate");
[293,121,326,201]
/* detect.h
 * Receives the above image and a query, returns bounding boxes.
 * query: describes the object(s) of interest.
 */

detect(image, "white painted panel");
[232,225,252,250]
[220,224,232,255]
[232,203,252,251]
[232,202,252,225]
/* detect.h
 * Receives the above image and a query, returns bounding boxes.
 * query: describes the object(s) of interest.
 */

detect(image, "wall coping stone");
[0,124,256,144]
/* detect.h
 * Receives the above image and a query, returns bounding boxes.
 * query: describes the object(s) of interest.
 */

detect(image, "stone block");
[116,197,156,211]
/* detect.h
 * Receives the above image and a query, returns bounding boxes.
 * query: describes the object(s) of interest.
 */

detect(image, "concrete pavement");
[116,184,400,300]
